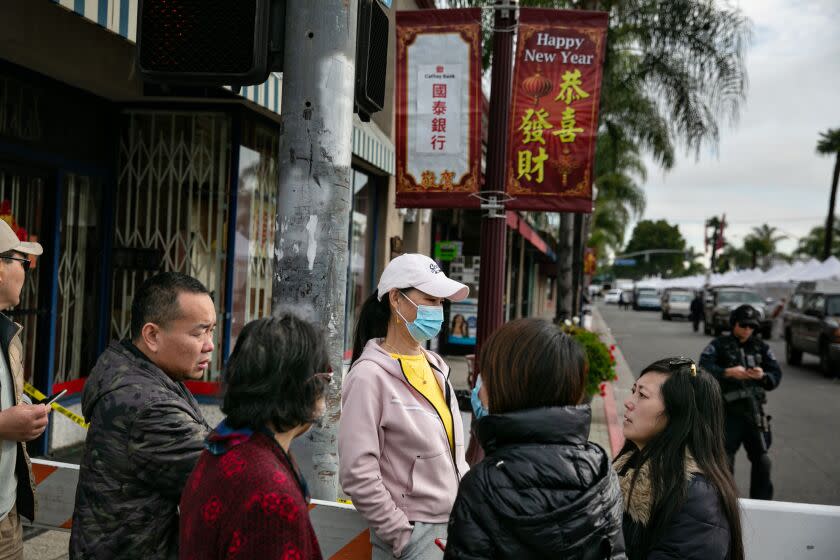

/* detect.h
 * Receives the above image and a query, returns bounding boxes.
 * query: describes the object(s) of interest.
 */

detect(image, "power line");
[659,216,823,225]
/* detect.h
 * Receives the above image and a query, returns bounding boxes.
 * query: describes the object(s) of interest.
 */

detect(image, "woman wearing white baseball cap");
[338,254,469,559]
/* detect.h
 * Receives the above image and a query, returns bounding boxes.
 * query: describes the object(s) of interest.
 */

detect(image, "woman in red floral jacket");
[179,314,332,559]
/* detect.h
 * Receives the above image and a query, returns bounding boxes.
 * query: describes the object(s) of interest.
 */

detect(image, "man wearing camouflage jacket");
[70,273,215,559]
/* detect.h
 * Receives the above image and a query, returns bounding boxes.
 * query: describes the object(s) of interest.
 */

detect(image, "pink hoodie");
[338,339,468,557]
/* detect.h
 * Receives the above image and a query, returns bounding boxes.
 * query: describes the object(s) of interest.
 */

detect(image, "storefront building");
[1,0,430,452]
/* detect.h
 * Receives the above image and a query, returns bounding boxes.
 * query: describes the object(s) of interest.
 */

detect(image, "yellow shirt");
[391,353,454,452]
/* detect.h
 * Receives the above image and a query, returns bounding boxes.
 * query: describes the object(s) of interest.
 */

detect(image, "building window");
[230,121,278,348]
[345,169,378,352]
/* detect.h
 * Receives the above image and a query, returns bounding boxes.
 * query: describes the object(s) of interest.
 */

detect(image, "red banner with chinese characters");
[505,9,608,213]
[395,9,482,209]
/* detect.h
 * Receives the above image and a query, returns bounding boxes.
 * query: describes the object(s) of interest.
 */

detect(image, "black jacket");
[699,334,781,418]
[622,475,731,560]
[70,341,210,559]
[444,406,626,560]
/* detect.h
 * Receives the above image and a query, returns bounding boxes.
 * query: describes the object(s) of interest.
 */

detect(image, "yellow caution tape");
[23,383,89,429]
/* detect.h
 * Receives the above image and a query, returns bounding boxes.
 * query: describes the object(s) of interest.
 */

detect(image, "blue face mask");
[396,292,444,343]
[471,375,488,419]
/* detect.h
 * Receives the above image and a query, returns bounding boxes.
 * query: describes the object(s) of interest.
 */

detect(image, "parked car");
[783,281,840,376]
[661,290,693,320]
[634,287,661,311]
[703,286,772,338]
[604,289,622,304]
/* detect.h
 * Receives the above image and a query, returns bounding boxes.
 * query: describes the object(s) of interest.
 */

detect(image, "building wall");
[370,0,435,282]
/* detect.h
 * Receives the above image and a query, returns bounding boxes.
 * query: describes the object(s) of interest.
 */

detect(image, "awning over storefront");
[352,115,396,175]
[506,211,556,261]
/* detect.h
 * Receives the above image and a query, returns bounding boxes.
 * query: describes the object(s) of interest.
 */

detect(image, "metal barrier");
[25,459,840,559]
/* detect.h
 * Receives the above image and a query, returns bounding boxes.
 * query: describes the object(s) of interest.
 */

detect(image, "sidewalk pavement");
[23,528,69,560]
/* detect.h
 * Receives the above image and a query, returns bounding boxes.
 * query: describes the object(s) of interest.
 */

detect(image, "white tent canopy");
[633,257,840,297]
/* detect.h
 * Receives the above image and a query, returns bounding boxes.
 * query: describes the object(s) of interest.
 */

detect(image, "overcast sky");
[638,0,840,260]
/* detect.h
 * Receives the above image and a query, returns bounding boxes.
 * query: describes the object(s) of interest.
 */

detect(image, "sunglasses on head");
[2,256,31,272]
[667,357,697,377]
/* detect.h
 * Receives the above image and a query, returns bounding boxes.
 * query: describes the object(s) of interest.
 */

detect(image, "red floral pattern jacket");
[179,421,322,560]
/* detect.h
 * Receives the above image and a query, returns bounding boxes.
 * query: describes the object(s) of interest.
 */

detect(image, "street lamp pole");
[476,1,517,359]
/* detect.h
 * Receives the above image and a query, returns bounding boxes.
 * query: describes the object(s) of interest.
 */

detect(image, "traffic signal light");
[355,0,389,121]
[137,0,275,86]
[137,0,388,120]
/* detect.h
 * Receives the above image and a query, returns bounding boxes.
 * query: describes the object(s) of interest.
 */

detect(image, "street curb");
[591,306,633,458]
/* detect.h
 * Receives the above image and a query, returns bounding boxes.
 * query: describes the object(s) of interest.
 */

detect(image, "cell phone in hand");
[39,389,67,406]
[435,538,447,551]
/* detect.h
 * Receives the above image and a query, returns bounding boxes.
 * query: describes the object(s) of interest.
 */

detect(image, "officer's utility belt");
[723,387,764,403]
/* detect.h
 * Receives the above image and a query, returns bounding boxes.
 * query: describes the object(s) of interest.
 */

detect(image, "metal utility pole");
[555,212,573,322]
[272,0,357,501]
[476,0,516,356]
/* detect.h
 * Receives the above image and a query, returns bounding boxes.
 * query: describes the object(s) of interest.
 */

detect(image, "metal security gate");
[0,166,45,380]
[113,112,231,378]
[54,173,102,385]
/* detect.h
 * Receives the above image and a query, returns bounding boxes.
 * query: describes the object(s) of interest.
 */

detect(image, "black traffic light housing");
[355,0,389,121]
[137,0,283,87]
[137,0,387,121]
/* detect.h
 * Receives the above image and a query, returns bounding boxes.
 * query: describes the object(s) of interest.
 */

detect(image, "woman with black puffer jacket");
[616,358,744,560]
[444,318,626,560]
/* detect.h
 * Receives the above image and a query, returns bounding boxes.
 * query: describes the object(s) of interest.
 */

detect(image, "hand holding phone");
[39,389,68,406]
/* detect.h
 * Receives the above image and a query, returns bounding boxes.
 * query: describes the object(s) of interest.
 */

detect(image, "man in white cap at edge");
[0,218,48,559]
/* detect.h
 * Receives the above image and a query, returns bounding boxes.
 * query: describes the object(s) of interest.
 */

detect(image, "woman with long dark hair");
[339,254,469,559]
[444,318,625,559]
[616,357,744,560]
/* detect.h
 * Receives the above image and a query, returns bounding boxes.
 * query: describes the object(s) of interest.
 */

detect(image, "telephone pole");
[273,0,358,501]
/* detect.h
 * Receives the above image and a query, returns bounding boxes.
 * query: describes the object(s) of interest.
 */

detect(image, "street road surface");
[598,303,840,506]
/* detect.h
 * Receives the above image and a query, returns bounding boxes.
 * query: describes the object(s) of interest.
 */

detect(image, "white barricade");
[741,498,840,560]
[25,459,840,559]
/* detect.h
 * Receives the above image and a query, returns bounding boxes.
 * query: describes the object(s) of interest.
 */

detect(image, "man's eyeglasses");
[310,367,334,384]
[737,323,756,330]
[2,256,31,272]
[667,357,697,377]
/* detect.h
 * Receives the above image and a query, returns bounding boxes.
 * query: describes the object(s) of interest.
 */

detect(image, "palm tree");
[796,224,840,259]
[817,128,840,260]
[743,224,786,268]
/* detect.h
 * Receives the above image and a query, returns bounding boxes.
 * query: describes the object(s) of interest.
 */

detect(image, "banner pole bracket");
[469,191,514,219]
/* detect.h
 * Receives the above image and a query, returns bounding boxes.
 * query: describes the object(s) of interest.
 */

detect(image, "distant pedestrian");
[619,290,630,310]
[179,315,330,560]
[616,357,744,560]
[445,318,625,559]
[0,221,48,560]
[770,297,787,337]
[339,254,469,560]
[71,273,215,559]
[690,292,704,333]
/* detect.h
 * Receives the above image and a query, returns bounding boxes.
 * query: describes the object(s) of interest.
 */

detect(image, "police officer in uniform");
[699,304,781,500]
